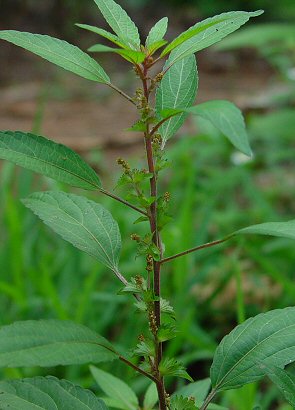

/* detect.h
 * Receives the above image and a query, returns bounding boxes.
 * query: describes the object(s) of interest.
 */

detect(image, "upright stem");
[144,139,161,306]
[141,63,166,410]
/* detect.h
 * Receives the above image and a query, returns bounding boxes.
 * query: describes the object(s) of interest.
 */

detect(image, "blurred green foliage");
[1,101,295,408]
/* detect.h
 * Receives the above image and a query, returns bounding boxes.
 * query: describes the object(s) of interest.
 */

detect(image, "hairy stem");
[160,236,233,264]
[119,355,157,383]
[141,63,166,410]
[108,83,136,105]
[99,188,148,216]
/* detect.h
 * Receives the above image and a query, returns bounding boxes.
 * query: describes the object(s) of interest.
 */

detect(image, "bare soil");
[0,49,275,157]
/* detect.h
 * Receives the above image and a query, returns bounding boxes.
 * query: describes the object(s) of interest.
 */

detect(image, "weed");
[0,1,295,409]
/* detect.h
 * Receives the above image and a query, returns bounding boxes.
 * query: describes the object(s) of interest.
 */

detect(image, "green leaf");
[176,381,228,410]
[159,357,193,381]
[0,376,109,410]
[186,100,251,156]
[160,298,175,318]
[127,120,148,132]
[121,277,147,294]
[22,191,121,273]
[161,10,264,65]
[100,397,124,410]
[210,307,295,392]
[170,396,198,410]
[215,23,295,51]
[0,320,117,368]
[236,220,295,240]
[147,39,168,55]
[262,365,295,407]
[90,366,138,410]
[88,44,145,63]
[133,215,149,224]
[176,379,211,406]
[157,324,178,342]
[133,339,155,357]
[143,383,158,410]
[156,53,198,146]
[76,24,126,48]
[93,0,140,50]
[161,99,251,155]
[134,300,147,312]
[0,131,101,190]
[196,220,295,251]
[146,17,168,50]
[0,31,110,83]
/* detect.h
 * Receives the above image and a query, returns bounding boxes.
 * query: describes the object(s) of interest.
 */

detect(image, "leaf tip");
[244,147,253,158]
[20,197,30,207]
[252,10,264,17]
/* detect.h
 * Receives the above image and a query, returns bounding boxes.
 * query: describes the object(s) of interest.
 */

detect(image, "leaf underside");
[93,0,140,50]
[156,52,198,146]
[161,100,251,156]
[146,17,168,50]
[76,23,126,48]
[23,191,121,272]
[0,30,110,83]
[186,100,252,156]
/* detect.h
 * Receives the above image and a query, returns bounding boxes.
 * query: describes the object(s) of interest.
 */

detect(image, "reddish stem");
[160,236,233,264]
[140,62,166,410]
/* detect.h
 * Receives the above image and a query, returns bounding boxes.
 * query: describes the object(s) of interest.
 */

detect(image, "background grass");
[1,112,295,408]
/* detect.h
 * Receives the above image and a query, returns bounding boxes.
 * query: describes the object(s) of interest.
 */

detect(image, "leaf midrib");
[163,17,229,55]
[0,143,99,189]
[168,16,248,64]
[1,32,109,82]
[215,320,295,390]
[0,339,115,359]
[97,0,138,49]
[33,197,116,269]
[162,59,185,136]
[160,57,196,141]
